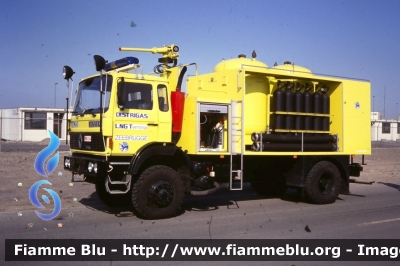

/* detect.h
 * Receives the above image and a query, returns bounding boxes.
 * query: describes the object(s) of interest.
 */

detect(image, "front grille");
[70,133,105,151]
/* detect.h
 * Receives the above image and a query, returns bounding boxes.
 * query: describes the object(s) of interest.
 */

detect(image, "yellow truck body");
[63,45,371,219]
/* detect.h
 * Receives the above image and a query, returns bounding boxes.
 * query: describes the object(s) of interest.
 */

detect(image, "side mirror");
[94,55,106,71]
[117,78,126,108]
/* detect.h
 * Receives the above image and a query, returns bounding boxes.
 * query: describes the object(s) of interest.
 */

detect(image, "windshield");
[73,75,112,115]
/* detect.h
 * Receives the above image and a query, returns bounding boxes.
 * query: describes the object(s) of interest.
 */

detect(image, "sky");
[0,0,399,119]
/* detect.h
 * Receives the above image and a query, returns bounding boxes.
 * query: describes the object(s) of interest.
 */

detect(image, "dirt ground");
[0,140,399,213]
[0,140,94,213]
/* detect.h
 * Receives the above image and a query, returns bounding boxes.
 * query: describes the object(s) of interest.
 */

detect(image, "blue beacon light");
[104,57,139,71]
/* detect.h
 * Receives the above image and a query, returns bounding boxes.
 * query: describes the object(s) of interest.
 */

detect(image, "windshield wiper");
[79,108,93,117]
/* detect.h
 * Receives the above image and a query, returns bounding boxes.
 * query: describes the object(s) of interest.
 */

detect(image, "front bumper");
[64,155,108,179]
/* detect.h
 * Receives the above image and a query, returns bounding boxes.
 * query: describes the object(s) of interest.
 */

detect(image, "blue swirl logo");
[34,130,60,177]
[29,130,62,221]
[29,180,62,221]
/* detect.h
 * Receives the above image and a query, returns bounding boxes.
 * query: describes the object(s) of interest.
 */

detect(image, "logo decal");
[34,130,60,177]
[116,112,149,119]
[30,130,62,221]
[29,180,62,221]
[115,135,148,141]
[115,124,148,130]
[71,122,78,128]
[120,142,129,152]
[78,134,83,148]
[355,102,360,109]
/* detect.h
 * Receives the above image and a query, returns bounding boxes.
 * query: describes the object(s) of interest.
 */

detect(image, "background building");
[371,112,400,141]
[0,107,70,141]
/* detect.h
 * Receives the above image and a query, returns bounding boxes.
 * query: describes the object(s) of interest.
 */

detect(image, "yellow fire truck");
[63,44,370,219]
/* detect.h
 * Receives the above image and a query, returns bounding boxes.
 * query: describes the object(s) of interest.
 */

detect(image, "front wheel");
[304,161,341,204]
[132,165,184,219]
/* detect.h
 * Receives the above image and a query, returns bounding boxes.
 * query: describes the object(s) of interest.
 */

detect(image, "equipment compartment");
[248,79,341,152]
[198,104,228,152]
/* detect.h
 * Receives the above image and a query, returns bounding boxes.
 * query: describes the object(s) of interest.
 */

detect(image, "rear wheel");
[132,165,184,219]
[304,161,341,204]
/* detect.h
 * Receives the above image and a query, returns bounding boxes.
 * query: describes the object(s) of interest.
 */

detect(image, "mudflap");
[285,155,350,195]
[349,163,363,177]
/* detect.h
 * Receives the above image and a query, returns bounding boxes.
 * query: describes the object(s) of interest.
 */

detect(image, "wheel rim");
[148,180,174,208]
[318,173,335,195]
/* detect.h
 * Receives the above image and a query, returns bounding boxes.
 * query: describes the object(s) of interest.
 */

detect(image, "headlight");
[64,158,70,168]
[63,66,74,80]
[88,162,94,172]
[93,163,98,173]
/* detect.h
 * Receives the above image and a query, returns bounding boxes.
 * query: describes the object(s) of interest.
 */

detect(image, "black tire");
[250,174,287,197]
[132,165,184,219]
[304,161,341,204]
[95,175,131,207]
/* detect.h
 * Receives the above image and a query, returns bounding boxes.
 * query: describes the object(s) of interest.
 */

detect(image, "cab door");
[156,84,172,142]
[113,80,158,155]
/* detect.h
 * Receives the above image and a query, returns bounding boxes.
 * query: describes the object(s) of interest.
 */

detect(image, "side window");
[382,122,390,134]
[157,85,169,112]
[123,83,153,110]
[25,112,46,130]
